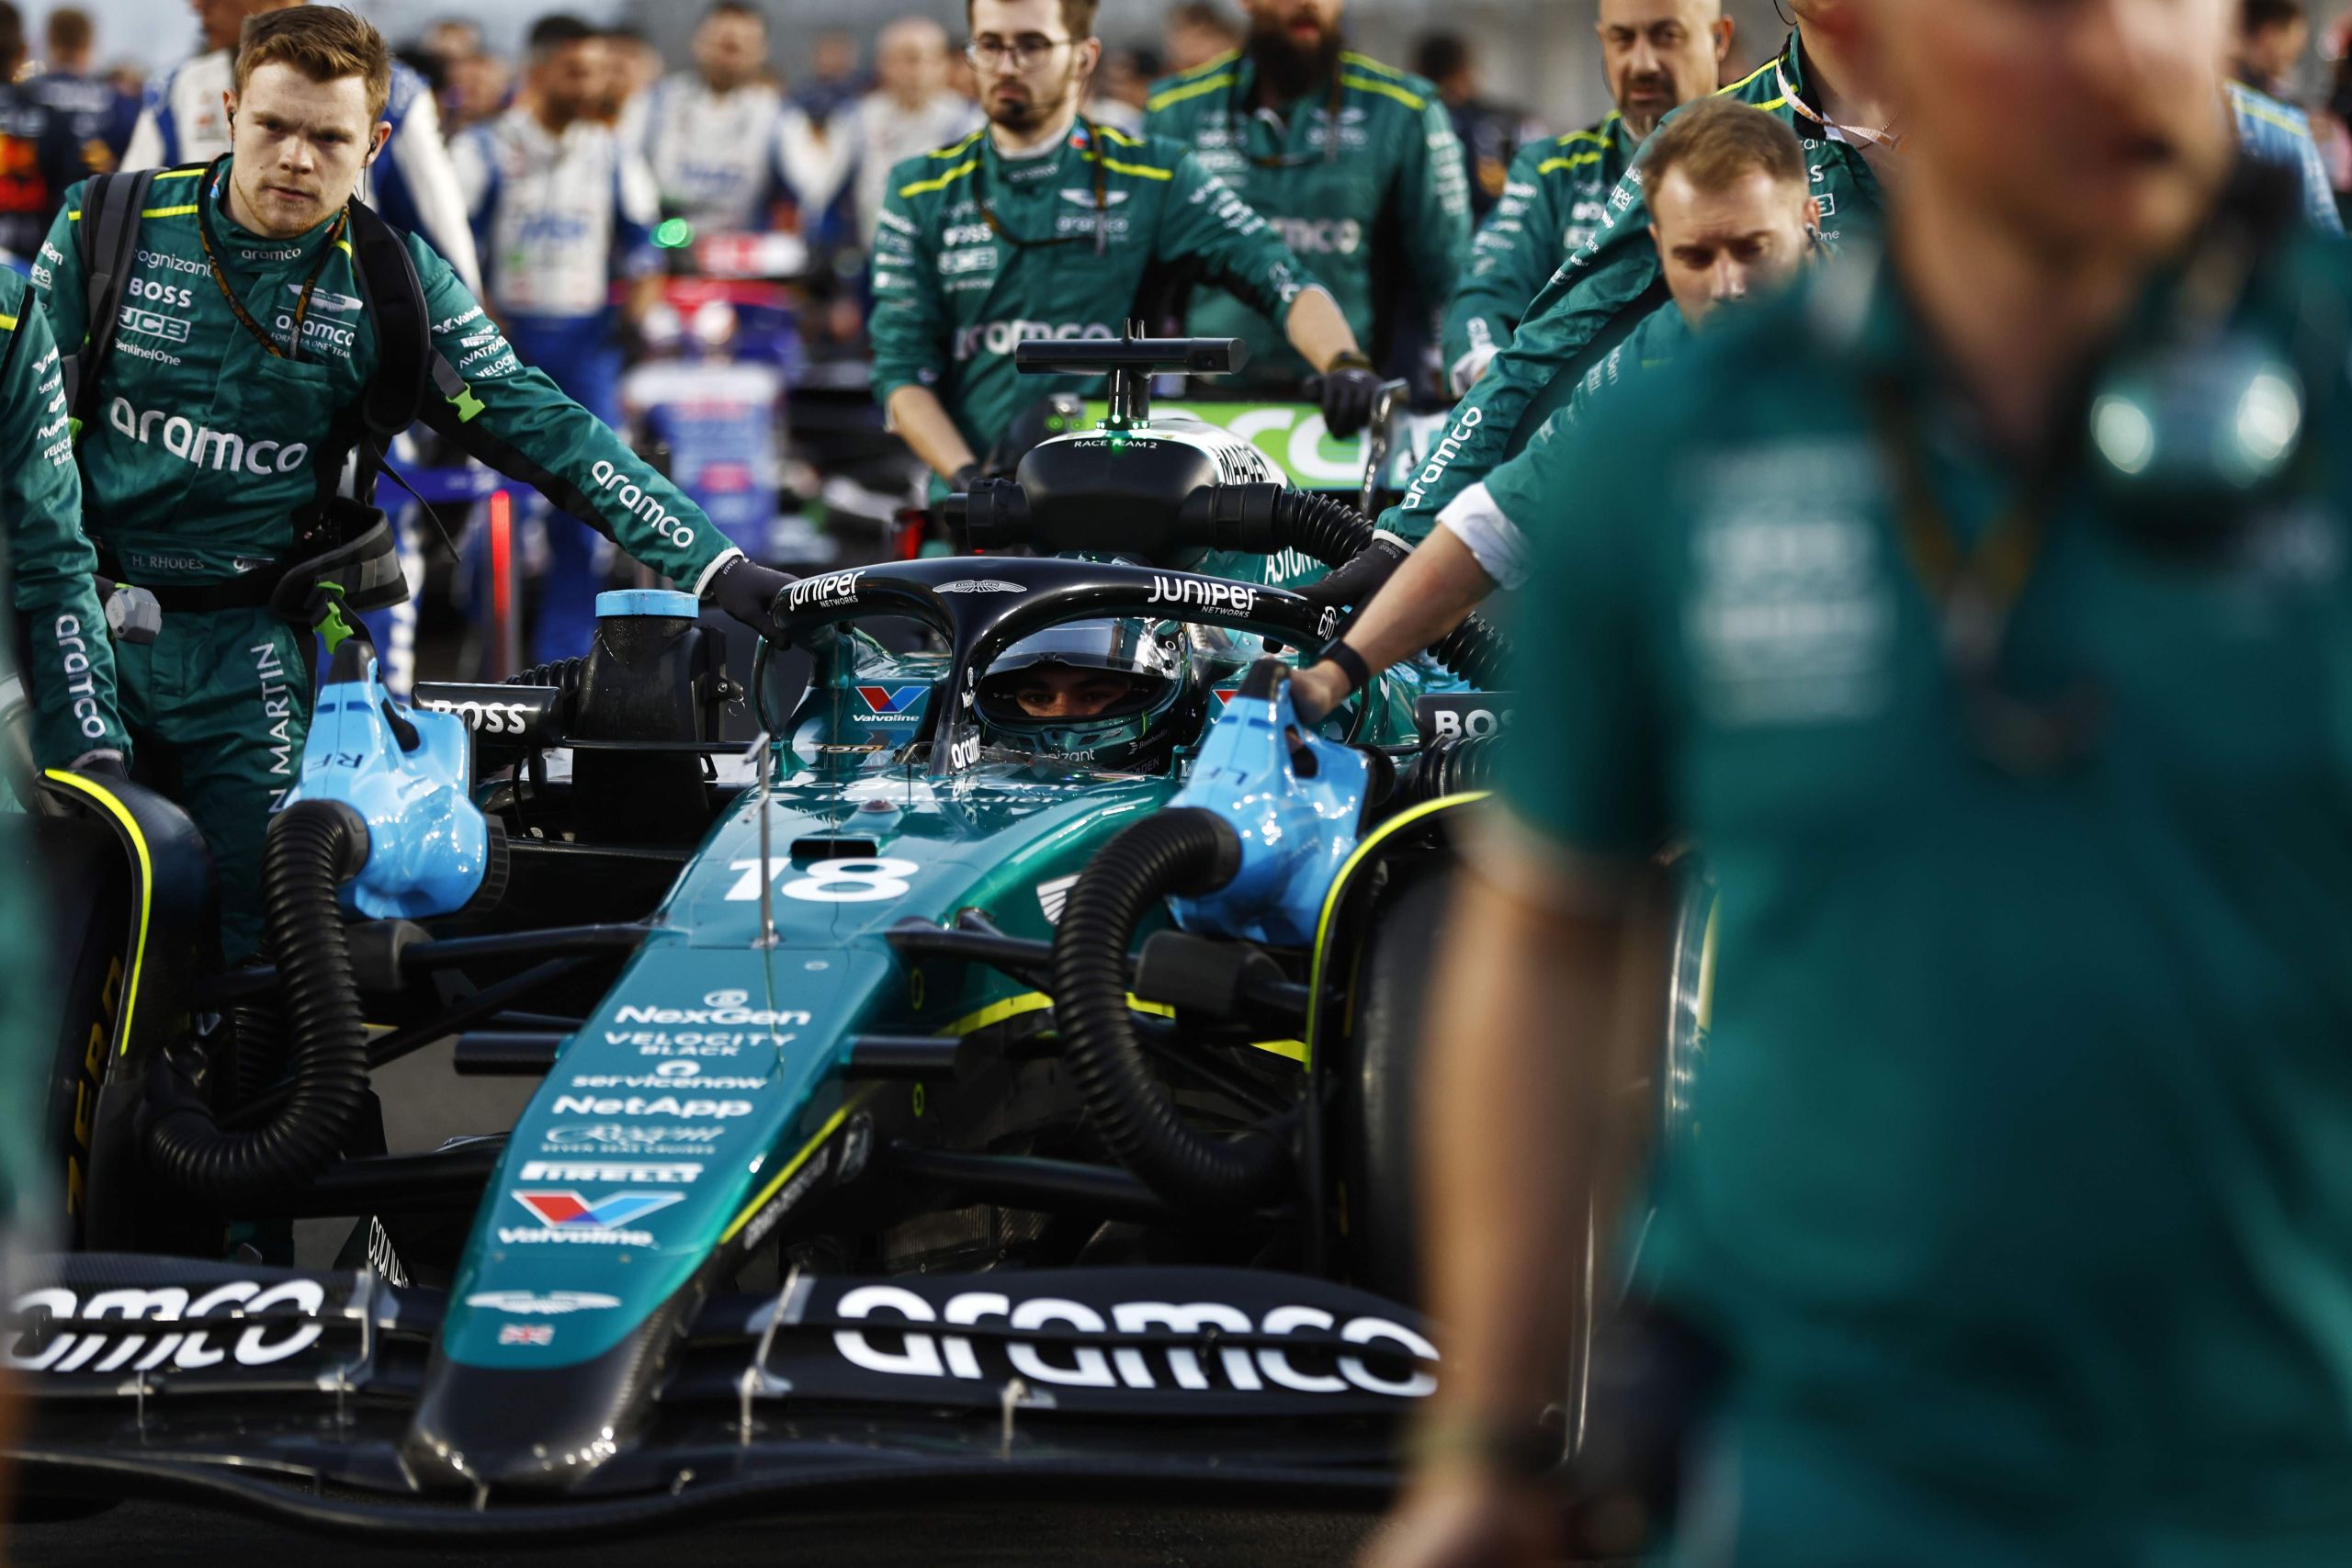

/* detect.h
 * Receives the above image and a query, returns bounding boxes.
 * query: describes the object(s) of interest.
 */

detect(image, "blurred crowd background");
[25,0,2352,323]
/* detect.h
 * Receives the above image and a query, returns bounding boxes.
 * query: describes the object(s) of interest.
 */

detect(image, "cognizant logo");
[953,320,1115,361]
[107,398,308,475]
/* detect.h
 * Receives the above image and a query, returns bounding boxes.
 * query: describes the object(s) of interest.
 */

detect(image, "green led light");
[653,218,695,248]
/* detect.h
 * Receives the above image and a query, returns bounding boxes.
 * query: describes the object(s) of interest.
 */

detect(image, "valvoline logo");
[512,1190,684,1228]
[857,684,928,716]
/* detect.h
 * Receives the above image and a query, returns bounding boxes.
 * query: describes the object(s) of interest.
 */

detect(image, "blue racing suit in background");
[453,106,663,665]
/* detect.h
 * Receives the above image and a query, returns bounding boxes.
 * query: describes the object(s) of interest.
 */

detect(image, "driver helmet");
[974,618,1197,771]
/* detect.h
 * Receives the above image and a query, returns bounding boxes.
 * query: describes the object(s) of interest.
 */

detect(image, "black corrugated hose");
[142,800,373,1210]
[1047,807,1292,1212]
[1253,490,1513,688]
[1394,733,1503,806]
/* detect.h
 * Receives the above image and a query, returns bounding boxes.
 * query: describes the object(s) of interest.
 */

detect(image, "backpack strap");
[280,197,447,617]
[60,168,159,423]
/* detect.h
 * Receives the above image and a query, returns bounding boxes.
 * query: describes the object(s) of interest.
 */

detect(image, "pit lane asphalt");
[17,1498,1385,1566]
[18,1046,1396,1567]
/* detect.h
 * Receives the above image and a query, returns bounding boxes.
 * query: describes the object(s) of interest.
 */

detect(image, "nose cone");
[402,1300,688,1495]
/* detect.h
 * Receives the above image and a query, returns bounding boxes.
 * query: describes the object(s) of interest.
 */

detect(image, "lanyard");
[1775,61,1903,152]
[1870,377,2104,775]
[193,157,349,363]
[1227,60,1343,168]
[977,117,1110,258]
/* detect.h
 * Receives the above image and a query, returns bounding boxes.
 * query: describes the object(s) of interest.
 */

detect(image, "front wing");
[6,1254,1430,1535]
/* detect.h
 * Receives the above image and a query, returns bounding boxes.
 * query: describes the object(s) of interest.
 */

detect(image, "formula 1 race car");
[0,341,1532,1535]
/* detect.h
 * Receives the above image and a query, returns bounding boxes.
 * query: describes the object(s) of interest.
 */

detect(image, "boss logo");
[416,697,535,735]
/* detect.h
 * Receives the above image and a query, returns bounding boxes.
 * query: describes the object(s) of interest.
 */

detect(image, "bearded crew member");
[1441,0,1732,395]
[1143,0,1471,394]
[37,7,790,961]
[871,0,1389,510]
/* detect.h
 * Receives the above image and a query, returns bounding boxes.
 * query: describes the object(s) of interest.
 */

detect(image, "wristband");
[1326,640,1373,695]
[1326,350,1374,373]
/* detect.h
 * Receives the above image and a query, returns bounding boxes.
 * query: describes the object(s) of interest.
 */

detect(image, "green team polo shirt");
[1496,240,2352,1559]
[1440,112,1641,390]
[1144,49,1470,387]
[869,119,1317,489]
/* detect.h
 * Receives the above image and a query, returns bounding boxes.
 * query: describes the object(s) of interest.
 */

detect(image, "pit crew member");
[1143,0,1471,392]
[871,0,1384,502]
[122,0,481,291]
[1295,99,1815,722]
[451,15,667,665]
[39,7,786,961]
[1440,0,1732,395]
[1388,0,2341,551]
[1372,0,2352,1562]
[1,265,124,773]
[1386,0,1895,548]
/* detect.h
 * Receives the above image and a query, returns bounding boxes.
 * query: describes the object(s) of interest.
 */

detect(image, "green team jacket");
[1388,29,1886,540]
[1,267,126,769]
[870,120,1318,473]
[1143,50,1471,385]
[1440,112,1640,394]
[35,164,731,593]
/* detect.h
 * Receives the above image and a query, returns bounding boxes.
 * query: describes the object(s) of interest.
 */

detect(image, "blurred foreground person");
[1371,1,2352,1565]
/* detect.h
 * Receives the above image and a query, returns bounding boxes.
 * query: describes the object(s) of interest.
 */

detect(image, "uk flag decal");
[512,1190,684,1228]
[856,684,928,716]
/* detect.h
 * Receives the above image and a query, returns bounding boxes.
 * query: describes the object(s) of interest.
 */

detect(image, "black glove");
[1295,534,1410,617]
[947,461,984,495]
[1317,353,1384,438]
[706,554,797,642]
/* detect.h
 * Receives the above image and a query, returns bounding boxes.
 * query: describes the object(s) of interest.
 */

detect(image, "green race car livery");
[35,162,734,958]
[1440,112,1640,394]
[1144,50,1471,386]
[869,120,1317,487]
[0,266,123,771]
[1388,30,1886,541]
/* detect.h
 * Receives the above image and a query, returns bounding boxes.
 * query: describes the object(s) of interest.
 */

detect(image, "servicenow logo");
[107,398,308,475]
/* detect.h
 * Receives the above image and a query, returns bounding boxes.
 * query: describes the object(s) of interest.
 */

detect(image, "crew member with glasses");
[870,0,1392,510]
